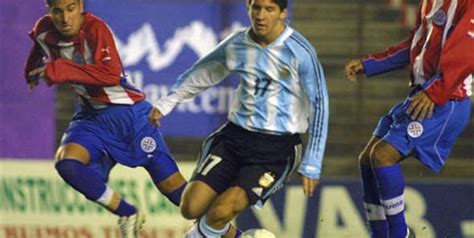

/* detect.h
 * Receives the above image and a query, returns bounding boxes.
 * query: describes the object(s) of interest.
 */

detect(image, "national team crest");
[433,9,447,26]
[258,172,275,188]
[407,121,424,138]
[140,137,157,153]
[279,67,291,80]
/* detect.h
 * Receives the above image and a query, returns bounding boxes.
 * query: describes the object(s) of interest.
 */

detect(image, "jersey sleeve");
[361,39,411,77]
[44,19,122,86]
[422,3,474,104]
[361,3,423,77]
[24,16,49,82]
[154,37,232,115]
[297,47,329,180]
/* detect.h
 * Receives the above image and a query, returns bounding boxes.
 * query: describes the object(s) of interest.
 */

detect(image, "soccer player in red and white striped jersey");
[25,1,187,237]
[345,0,473,237]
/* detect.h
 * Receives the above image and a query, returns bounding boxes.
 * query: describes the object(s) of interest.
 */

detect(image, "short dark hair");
[247,0,288,10]
[45,0,80,7]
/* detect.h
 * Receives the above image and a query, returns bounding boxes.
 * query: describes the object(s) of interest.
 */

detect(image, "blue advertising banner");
[88,1,250,137]
[237,179,474,238]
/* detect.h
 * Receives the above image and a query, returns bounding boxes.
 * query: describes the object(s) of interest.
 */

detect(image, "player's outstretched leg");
[55,144,144,238]
[359,137,389,238]
[369,140,408,238]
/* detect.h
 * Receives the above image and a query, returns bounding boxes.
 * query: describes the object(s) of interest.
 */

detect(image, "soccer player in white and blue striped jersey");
[150,0,329,237]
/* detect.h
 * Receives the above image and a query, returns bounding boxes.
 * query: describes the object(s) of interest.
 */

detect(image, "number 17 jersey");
[155,26,329,179]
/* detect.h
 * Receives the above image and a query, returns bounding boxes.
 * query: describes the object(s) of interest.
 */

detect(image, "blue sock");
[115,199,136,217]
[234,228,242,238]
[373,165,407,238]
[56,159,136,217]
[55,159,106,200]
[165,183,186,206]
[360,165,389,238]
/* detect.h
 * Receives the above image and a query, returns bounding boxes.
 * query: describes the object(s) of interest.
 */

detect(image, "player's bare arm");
[301,175,320,197]
[345,59,365,82]
[148,107,163,127]
[407,90,435,121]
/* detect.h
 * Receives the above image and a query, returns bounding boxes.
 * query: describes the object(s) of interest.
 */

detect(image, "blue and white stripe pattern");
[155,26,329,179]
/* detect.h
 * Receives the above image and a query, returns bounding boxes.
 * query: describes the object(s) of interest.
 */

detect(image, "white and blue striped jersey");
[155,26,329,179]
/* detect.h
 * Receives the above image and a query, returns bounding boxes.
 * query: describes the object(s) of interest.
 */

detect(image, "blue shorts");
[61,100,179,182]
[374,95,471,172]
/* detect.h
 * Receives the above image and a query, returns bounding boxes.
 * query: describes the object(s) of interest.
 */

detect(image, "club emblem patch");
[140,137,157,153]
[407,121,424,138]
[258,172,275,188]
[279,67,291,79]
[433,9,447,26]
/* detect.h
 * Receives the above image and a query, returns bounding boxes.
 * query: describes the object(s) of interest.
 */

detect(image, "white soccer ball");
[241,229,276,238]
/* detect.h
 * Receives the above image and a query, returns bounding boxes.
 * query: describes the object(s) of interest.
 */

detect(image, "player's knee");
[180,200,203,220]
[207,203,236,225]
[358,150,371,166]
[54,143,90,164]
[369,145,399,167]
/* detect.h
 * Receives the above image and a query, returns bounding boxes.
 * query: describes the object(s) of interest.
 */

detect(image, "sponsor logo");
[383,200,404,209]
[252,187,263,197]
[407,121,424,138]
[468,31,474,39]
[140,137,157,153]
[114,21,244,71]
[100,47,111,54]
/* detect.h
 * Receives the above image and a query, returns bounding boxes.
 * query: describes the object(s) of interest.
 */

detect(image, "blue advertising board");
[87,1,250,137]
[237,179,474,238]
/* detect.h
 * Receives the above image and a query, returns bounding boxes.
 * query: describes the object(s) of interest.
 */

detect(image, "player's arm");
[43,21,122,86]
[24,43,46,91]
[24,18,50,91]
[345,3,424,81]
[152,38,232,120]
[296,48,329,197]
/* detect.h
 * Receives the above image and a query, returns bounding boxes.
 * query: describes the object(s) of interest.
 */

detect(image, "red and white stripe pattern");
[27,13,144,109]
[409,0,472,102]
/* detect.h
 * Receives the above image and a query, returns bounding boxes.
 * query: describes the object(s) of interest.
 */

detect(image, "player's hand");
[148,107,163,127]
[27,66,46,92]
[407,90,435,122]
[301,176,320,197]
[27,78,40,93]
[28,58,53,86]
[345,59,365,82]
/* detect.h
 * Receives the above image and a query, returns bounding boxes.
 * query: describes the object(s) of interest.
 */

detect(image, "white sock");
[198,215,230,237]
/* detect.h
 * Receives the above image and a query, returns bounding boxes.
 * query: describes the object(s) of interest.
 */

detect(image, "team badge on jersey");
[279,67,291,80]
[407,121,424,138]
[140,137,157,153]
[433,9,447,26]
[258,172,275,188]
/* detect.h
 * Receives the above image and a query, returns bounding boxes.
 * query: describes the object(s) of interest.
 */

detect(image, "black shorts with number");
[192,122,303,206]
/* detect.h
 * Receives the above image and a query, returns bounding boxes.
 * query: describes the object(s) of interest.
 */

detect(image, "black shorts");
[192,122,303,206]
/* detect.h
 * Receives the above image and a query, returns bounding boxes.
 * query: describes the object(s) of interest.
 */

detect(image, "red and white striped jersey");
[24,12,144,109]
[362,0,473,105]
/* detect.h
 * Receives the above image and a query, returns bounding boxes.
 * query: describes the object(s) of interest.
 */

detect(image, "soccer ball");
[241,229,276,238]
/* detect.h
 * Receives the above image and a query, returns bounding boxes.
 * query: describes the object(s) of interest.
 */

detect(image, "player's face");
[48,0,84,37]
[248,0,287,44]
